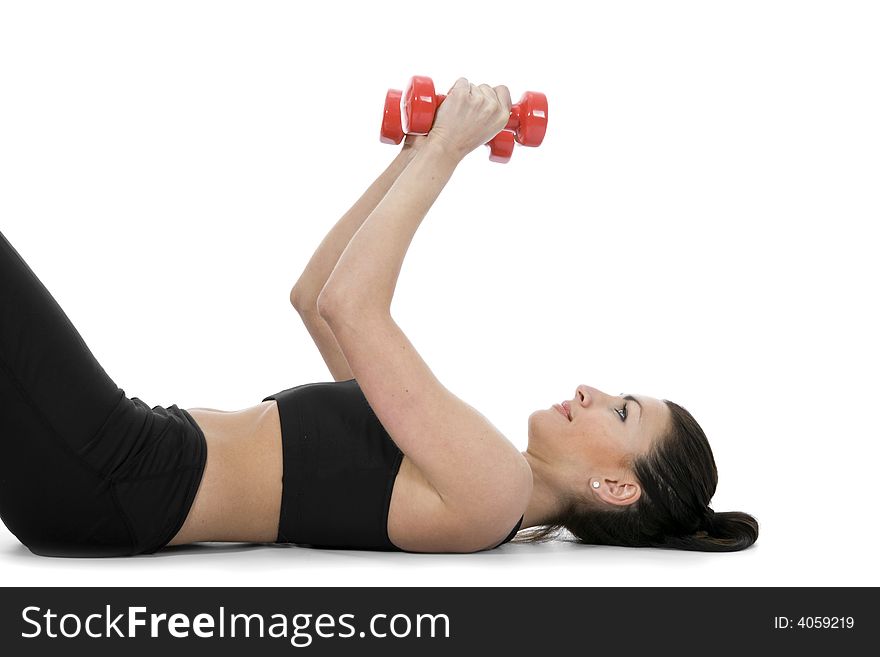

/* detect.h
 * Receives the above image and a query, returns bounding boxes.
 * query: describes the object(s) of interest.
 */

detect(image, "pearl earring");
[591,481,600,489]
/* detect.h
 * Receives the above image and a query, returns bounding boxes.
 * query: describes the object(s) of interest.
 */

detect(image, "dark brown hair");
[512,400,759,551]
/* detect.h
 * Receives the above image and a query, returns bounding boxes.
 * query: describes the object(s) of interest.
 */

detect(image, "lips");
[553,403,571,421]
[562,401,571,420]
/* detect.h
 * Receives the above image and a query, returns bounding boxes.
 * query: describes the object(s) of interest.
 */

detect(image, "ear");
[590,477,641,507]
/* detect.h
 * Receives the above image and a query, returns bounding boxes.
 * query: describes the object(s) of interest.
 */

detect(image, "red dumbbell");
[380,75,548,163]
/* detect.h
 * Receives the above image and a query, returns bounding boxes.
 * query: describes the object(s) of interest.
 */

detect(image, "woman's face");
[527,384,671,499]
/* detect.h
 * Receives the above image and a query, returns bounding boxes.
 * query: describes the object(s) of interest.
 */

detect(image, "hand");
[426,78,513,160]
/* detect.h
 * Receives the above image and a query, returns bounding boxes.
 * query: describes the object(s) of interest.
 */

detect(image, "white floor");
[2,520,873,588]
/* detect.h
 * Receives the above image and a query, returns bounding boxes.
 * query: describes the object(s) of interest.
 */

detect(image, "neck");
[520,449,567,530]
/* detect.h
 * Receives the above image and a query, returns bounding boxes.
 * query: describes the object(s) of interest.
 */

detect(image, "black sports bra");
[262,379,524,551]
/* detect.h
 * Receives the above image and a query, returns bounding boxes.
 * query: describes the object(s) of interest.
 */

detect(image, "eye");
[615,403,628,422]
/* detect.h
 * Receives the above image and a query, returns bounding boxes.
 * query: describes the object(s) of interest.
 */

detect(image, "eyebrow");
[620,394,643,424]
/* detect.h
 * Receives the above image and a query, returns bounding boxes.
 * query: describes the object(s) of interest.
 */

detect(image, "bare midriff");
[165,400,284,546]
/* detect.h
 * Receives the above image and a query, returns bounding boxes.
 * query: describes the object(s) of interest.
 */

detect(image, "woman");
[0,78,758,557]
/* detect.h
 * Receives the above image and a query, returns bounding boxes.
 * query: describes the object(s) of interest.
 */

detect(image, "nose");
[576,385,594,407]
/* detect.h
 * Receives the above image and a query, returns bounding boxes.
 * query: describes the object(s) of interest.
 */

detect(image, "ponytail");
[653,510,759,552]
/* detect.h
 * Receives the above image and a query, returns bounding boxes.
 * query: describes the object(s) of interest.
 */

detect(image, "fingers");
[452,78,512,112]
[478,82,512,112]
[451,77,471,94]
[477,83,495,101]
[494,85,513,113]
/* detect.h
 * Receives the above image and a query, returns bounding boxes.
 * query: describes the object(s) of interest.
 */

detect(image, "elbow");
[318,286,390,323]
[290,286,316,312]
[293,282,353,317]
[316,286,349,319]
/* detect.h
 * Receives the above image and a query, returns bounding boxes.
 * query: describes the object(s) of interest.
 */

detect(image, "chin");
[527,408,557,447]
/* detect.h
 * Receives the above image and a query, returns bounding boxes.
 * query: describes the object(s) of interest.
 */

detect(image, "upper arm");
[317,300,531,542]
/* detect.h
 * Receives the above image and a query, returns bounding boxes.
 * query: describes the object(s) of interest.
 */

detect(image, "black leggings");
[0,229,207,557]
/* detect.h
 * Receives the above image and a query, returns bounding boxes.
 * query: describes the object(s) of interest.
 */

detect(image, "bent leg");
[0,230,124,451]
[0,229,133,555]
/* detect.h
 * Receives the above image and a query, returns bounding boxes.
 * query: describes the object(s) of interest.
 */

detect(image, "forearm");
[318,137,462,315]
[290,148,417,308]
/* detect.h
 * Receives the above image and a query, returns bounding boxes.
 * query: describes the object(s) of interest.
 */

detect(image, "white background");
[1,0,877,587]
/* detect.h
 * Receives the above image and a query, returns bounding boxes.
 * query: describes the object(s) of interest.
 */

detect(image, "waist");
[175,400,283,544]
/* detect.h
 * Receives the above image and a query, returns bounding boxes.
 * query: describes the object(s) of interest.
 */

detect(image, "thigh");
[0,229,134,555]
[0,229,123,454]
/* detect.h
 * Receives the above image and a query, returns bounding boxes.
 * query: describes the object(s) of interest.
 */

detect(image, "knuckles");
[446,77,512,137]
